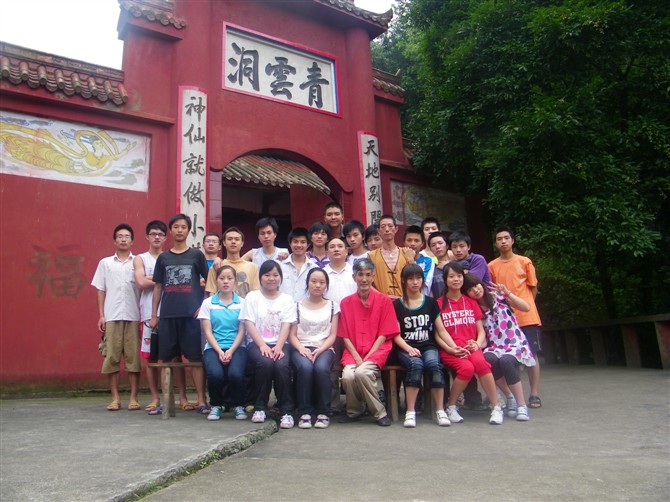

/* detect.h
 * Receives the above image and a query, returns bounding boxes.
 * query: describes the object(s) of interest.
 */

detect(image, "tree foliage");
[374,0,670,322]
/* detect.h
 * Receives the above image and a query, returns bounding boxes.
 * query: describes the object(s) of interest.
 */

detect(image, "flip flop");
[148,405,163,415]
[529,395,542,408]
[196,405,211,415]
[127,401,141,411]
[180,401,198,411]
[144,402,160,412]
[106,400,121,411]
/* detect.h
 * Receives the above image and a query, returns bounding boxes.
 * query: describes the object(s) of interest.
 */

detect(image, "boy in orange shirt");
[488,226,543,408]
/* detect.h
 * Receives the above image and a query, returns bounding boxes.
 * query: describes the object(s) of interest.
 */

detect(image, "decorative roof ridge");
[0,41,123,81]
[372,68,404,97]
[119,0,187,30]
[313,0,393,29]
[0,42,128,106]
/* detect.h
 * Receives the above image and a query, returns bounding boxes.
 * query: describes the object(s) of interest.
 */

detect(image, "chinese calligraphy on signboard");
[178,87,208,248]
[223,24,339,115]
[0,110,150,192]
[358,132,383,226]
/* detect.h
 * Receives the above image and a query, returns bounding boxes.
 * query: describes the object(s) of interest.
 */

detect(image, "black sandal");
[529,395,542,408]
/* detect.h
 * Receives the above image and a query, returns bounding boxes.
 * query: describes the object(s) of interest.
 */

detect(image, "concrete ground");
[1,365,668,502]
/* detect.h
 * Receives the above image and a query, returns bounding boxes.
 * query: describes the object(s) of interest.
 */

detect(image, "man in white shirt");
[91,223,141,412]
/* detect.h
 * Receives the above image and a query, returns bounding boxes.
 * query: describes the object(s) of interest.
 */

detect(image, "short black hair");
[427,231,448,247]
[255,217,278,235]
[308,221,330,237]
[113,223,134,241]
[259,259,283,283]
[379,214,397,226]
[365,224,380,240]
[223,226,245,241]
[324,201,343,213]
[403,225,425,243]
[448,230,471,246]
[145,220,167,235]
[288,227,309,242]
[203,232,221,244]
[343,220,365,238]
[169,213,192,231]
[494,225,515,241]
[421,217,440,231]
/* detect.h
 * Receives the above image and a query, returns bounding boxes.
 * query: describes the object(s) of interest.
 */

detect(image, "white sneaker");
[436,409,451,427]
[516,405,530,421]
[314,414,330,429]
[446,405,464,423]
[279,414,295,429]
[251,410,266,423]
[506,395,518,418]
[489,404,504,425]
[403,411,416,428]
[298,414,312,429]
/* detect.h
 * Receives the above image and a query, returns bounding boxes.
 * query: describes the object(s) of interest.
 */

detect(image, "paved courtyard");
[1,365,668,501]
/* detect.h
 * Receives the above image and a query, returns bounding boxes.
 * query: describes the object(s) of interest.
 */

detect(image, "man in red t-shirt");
[337,259,399,426]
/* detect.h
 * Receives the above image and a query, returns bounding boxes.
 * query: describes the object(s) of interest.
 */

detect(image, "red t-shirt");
[338,288,399,367]
[437,294,483,346]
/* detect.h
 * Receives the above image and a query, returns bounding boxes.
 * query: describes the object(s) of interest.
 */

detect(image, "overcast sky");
[0,0,395,69]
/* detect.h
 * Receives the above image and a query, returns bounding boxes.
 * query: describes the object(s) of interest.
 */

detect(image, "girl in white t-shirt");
[240,260,297,428]
[289,268,340,429]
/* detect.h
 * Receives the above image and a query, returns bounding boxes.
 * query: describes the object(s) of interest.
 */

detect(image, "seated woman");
[393,264,452,427]
[437,262,504,425]
[289,268,339,429]
[198,265,248,421]
[240,260,297,429]
[462,274,536,421]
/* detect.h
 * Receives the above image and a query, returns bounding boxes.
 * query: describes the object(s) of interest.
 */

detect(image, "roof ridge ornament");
[119,0,187,30]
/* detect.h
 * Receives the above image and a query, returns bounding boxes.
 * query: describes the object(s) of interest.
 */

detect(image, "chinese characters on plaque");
[224,25,338,114]
[359,133,383,226]
[178,87,208,248]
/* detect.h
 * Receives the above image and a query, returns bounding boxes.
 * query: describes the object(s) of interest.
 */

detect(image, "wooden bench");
[147,361,203,420]
[381,365,438,422]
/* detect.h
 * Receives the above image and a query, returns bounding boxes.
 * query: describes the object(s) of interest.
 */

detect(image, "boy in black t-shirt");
[150,214,210,413]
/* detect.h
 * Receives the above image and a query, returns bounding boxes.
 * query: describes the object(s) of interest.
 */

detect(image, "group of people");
[92,201,543,429]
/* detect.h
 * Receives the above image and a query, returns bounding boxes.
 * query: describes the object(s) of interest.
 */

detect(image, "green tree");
[384,0,670,322]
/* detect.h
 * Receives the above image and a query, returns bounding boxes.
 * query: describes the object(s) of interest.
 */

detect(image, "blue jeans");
[397,347,445,388]
[291,348,334,415]
[248,343,294,414]
[203,346,247,407]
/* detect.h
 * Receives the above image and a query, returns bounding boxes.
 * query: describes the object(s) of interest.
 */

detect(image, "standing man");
[420,217,441,263]
[367,214,414,298]
[338,259,399,426]
[202,232,222,269]
[280,227,317,301]
[134,220,189,412]
[150,214,210,413]
[205,227,260,299]
[488,226,543,408]
[91,223,141,411]
[324,201,345,239]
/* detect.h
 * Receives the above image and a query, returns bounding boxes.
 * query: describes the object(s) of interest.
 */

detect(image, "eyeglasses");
[116,235,132,240]
[148,232,166,238]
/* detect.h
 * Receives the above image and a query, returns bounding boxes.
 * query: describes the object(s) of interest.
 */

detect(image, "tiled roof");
[372,68,404,97]
[119,0,187,30]
[314,0,393,29]
[0,42,128,106]
[223,154,331,194]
